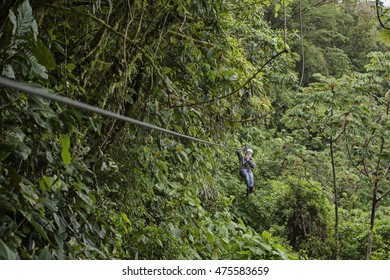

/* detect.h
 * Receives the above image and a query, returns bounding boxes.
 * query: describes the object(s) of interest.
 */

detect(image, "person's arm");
[237,146,246,161]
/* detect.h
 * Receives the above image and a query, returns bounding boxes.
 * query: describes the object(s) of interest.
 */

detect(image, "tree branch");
[345,139,369,177]
[377,189,390,202]
[171,49,288,108]
[168,30,216,48]
[376,0,390,31]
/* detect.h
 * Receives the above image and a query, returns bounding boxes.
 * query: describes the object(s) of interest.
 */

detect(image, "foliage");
[1,0,389,261]
[0,1,55,80]
[279,50,390,259]
[0,0,295,260]
[277,0,388,86]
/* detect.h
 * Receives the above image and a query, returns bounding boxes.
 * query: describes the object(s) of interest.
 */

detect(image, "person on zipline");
[237,145,256,196]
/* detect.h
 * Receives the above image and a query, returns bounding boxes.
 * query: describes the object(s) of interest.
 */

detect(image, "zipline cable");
[0,76,234,150]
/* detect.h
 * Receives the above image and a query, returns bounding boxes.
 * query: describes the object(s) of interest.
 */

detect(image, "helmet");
[246,149,253,155]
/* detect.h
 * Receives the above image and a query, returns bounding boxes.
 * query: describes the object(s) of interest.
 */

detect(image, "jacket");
[237,147,256,171]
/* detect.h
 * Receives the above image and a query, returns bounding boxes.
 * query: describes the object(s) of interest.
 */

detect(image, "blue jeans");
[240,169,254,188]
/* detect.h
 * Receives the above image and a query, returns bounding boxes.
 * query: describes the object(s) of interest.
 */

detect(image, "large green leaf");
[30,40,56,70]
[59,134,71,166]
[0,240,19,260]
[13,0,38,40]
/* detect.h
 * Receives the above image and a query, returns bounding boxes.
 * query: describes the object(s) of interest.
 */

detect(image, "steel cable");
[0,76,234,150]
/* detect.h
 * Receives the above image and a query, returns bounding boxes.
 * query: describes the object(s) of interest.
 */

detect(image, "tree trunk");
[367,185,378,259]
[367,89,390,259]
[330,135,340,259]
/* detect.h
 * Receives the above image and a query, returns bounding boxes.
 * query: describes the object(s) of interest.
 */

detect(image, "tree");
[276,0,387,86]
[347,52,390,259]
[0,0,295,260]
[281,51,390,259]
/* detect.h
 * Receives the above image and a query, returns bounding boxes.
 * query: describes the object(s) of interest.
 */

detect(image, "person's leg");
[248,171,254,188]
[248,171,254,193]
[240,169,251,188]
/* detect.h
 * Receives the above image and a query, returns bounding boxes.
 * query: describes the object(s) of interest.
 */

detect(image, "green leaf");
[12,1,38,40]
[39,175,50,191]
[30,40,56,70]
[275,4,281,17]
[2,64,15,78]
[30,220,49,241]
[121,213,132,225]
[187,197,196,206]
[38,246,51,260]
[46,151,53,163]
[380,30,390,45]
[29,56,48,79]
[59,134,71,166]
[53,212,67,234]
[0,240,19,260]
[262,231,272,240]
[9,10,16,36]
[205,228,215,243]
[156,237,163,248]
[168,223,182,239]
[259,241,273,252]
[211,249,219,260]
[207,48,216,59]
[66,63,76,71]
[14,131,31,159]
[76,191,94,207]
[219,225,229,238]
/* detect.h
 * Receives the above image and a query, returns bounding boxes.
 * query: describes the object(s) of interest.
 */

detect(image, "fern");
[23,49,48,79]
[2,1,53,80]
[13,0,38,41]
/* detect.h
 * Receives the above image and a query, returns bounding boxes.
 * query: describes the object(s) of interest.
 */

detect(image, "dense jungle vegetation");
[0,0,389,260]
